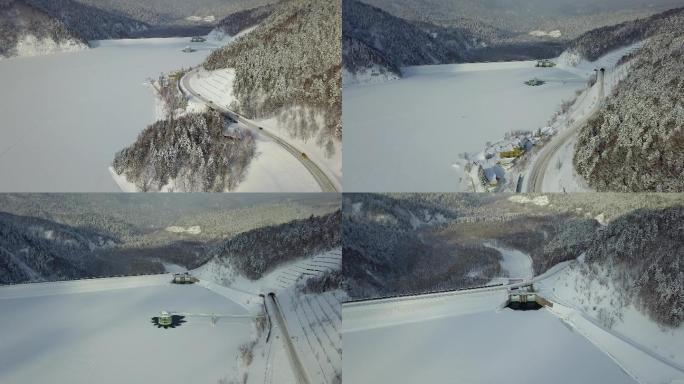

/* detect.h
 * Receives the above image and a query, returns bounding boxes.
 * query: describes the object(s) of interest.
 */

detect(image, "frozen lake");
[0,276,253,384]
[343,307,636,384]
[343,62,585,191]
[0,38,217,191]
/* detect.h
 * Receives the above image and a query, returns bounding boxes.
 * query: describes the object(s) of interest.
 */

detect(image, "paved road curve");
[526,70,605,192]
[267,293,311,384]
[180,68,338,192]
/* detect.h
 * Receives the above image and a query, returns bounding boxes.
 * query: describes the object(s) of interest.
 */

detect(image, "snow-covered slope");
[536,261,684,384]
[556,41,644,78]
[0,0,87,59]
[195,248,343,384]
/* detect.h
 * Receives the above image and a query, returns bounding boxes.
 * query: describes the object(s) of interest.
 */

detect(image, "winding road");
[180,68,338,193]
[526,69,605,192]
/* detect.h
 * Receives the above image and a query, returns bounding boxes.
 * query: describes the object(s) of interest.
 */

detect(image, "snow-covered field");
[0,37,217,192]
[343,61,585,191]
[0,275,254,384]
[343,291,636,384]
[537,262,684,382]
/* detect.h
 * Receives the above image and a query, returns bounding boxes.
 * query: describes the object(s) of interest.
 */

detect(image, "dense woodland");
[213,3,274,37]
[24,0,148,40]
[204,0,341,154]
[342,0,463,76]
[112,111,256,192]
[574,31,684,192]
[343,194,503,299]
[0,0,87,58]
[0,212,117,284]
[213,211,341,280]
[581,206,684,327]
[74,0,274,27]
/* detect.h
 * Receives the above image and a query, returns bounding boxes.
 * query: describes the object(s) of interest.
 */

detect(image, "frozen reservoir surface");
[343,62,585,192]
[0,276,252,384]
[343,307,636,384]
[0,38,215,192]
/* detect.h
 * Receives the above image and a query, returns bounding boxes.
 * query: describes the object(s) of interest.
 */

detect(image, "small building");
[519,137,533,151]
[536,59,556,68]
[525,78,546,86]
[159,311,173,326]
[499,146,524,159]
[477,165,500,189]
[191,36,206,43]
[172,272,198,284]
[223,121,242,140]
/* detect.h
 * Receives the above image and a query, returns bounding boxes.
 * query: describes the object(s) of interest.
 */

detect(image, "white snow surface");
[484,242,533,280]
[343,61,585,192]
[186,67,237,108]
[540,133,593,192]
[508,194,550,206]
[233,135,321,193]
[529,30,562,38]
[165,225,201,235]
[256,116,342,191]
[343,289,637,384]
[0,274,254,384]
[0,37,218,191]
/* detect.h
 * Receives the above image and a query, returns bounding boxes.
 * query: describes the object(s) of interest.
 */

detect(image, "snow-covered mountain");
[204,0,342,150]
[211,3,274,38]
[23,0,149,40]
[343,193,684,301]
[569,8,684,192]
[549,206,683,328]
[0,212,116,283]
[342,0,464,83]
[73,0,274,27]
[364,0,680,43]
[562,7,684,64]
[200,210,341,285]
[0,0,87,59]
